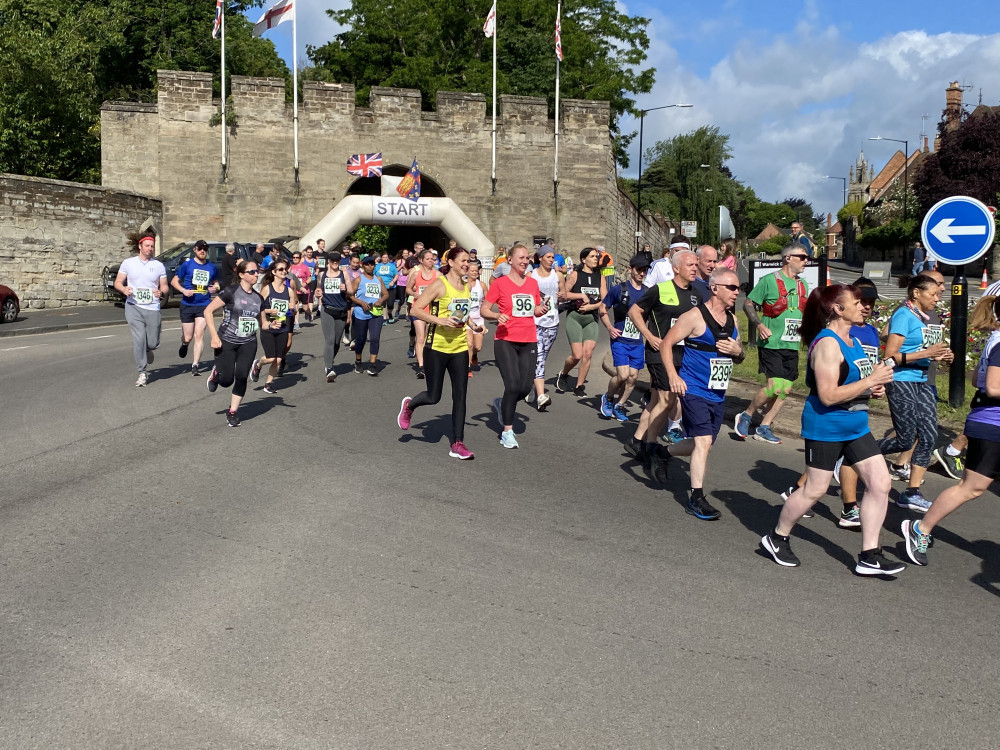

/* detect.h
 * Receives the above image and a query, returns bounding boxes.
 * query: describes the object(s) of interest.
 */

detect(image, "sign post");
[921,196,997,407]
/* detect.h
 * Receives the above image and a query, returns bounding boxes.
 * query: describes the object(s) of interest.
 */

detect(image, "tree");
[307,0,654,166]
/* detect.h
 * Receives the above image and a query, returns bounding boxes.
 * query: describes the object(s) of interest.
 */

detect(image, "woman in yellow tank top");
[397,248,483,460]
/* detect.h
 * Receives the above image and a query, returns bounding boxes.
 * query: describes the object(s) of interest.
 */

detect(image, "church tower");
[847,150,872,204]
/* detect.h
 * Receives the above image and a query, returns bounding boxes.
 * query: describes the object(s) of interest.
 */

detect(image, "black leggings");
[495,339,537,425]
[352,316,384,356]
[410,347,470,442]
[215,339,258,397]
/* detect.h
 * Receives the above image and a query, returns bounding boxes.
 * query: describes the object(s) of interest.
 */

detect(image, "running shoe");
[206,368,218,393]
[778,486,813,518]
[613,404,628,422]
[325,367,336,383]
[536,394,551,411]
[135,372,148,387]
[855,548,906,576]
[449,441,475,460]
[263,384,277,395]
[686,492,721,521]
[499,429,519,449]
[833,455,843,484]
[932,448,964,480]
[897,489,931,513]
[754,425,781,444]
[178,340,189,359]
[348,340,355,350]
[191,363,200,377]
[624,436,642,458]
[342,333,351,346]
[146,348,155,365]
[901,518,930,566]
[416,368,425,380]
[354,361,363,374]
[642,453,668,484]
[226,410,241,428]
[407,346,416,358]
[249,358,262,382]
[365,362,378,376]
[555,373,569,393]
[573,385,586,397]
[397,396,413,430]
[387,317,395,325]
[888,462,911,481]
[838,506,861,528]
[666,427,685,444]
[471,356,479,371]
[600,394,614,418]
[734,411,751,440]
[294,324,302,332]
[493,396,504,426]
[525,391,536,404]
[277,362,285,378]
[761,532,800,567]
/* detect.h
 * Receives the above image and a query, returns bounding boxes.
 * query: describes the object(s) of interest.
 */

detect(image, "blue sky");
[247,0,1000,219]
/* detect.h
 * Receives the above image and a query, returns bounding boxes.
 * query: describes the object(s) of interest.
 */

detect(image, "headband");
[670,242,690,250]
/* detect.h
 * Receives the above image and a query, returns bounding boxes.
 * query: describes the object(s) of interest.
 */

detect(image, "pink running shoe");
[397,396,413,430]
[449,441,474,460]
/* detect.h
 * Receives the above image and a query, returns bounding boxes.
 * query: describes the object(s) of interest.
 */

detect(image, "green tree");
[307,0,654,166]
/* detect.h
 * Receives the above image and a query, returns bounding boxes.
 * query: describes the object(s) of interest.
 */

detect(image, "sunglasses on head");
[713,283,740,291]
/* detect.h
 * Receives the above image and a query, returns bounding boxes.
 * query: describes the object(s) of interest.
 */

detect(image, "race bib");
[862,344,879,363]
[237,316,259,336]
[512,293,535,317]
[132,287,154,305]
[781,317,802,342]
[364,282,381,298]
[854,357,874,379]
[580,286,600,299]
[708,358,734,390]
[448,298,471,322]
[323,277,341,294]
[670,317,684,346]
[621,318,641,340]
[270,299,289,316]
[922,324,944,347]
[317,258,326,268]
[191,268,210,291]
[417,285,428,296]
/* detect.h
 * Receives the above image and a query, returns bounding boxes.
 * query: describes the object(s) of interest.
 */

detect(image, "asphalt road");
[2,315,999,749]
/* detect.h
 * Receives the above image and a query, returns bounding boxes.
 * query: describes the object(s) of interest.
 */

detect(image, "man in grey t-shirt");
[113,232,168,386]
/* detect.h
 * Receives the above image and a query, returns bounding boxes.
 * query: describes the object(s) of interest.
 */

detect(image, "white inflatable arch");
[298,195,494,265]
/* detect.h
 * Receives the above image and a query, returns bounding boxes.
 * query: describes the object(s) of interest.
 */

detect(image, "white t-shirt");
[120,256,167,310]
[643,257,674,288]
[531,269,560,328]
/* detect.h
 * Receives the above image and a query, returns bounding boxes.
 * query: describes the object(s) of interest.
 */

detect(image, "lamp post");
[822,175,847,207]
[868,136,909,220]
[635,103,693,251]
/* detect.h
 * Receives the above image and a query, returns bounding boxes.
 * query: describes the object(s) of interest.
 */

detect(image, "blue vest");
[801,330,873,441]
[678,305,736,402]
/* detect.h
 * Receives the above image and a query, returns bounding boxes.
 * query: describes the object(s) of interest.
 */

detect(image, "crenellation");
[231,76,287,120]
[303,81,356,118]
[370,87,422,118]
[501,95,550,128]
[436,91,488,125]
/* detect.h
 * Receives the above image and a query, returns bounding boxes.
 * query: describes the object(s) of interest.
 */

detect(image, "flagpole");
[221,3,227,178]
[292,0,299,183]
[490,1,497,196]
[553,1,560,197]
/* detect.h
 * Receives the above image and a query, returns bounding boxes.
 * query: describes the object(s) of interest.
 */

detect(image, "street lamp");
[868,136,909,220]
[822,175,847,207]
[635,103,693,250]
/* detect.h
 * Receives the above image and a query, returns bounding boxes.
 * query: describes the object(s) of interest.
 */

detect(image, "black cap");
[361,255,376,265]
[852,276,880,300]
[193,239,208,250]
[327,252,342,264]
[629,253,652,269]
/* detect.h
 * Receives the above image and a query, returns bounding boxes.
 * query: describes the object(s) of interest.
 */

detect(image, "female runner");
[556,247,606,396]
[529,246,565,409]
[466,259,489,373]
[251,261,298,394]
[405,249,439,379]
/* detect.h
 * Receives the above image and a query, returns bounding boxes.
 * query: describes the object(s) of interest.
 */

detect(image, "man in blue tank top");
[598,253,650,421]
[657,268,746,520]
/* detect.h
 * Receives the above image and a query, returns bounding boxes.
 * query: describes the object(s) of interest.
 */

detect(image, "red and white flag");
[483,1,497,38]
[555,4,563,61]
[253,0,294,38]
[212,0,223,39]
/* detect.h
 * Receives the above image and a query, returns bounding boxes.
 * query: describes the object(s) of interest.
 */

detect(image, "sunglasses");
[713,283,740,291]
[244,269,259,275]
[194,247,207,252]
[275,267,288,272]
[788,254,809,261]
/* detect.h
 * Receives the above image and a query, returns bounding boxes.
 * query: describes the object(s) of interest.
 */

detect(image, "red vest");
[761,274,806,317]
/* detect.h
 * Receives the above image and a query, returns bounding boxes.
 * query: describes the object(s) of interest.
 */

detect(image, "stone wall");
[101,69,638,261]
[0,174,162,308]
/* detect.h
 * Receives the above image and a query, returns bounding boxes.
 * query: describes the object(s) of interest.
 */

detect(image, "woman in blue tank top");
[761,284,903,577]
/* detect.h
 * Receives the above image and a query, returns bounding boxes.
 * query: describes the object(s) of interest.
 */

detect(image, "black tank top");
[571,268,602,318]
[265,282,291,334]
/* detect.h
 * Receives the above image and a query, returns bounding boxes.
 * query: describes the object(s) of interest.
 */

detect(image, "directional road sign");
[921,195,997,266]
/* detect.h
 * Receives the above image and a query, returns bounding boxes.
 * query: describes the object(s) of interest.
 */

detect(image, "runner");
[901,292,1000,566]
[598,253,650,421]
[315,252,350,382]
[113,231,168,387]
[391,248,411,322]
[289,250,312,331]
[528,246,564,408]
[171,239,220,376]
[657,268,745,519]
[760,284,903,575]
[736,244,811,444]
[278,266,301,377]
[397,247,481,459]
[302,245,319,321]
[879,273,953,510]
[403,255,420,359]
[205,260,279,427]
[480,244,551,448]
[466,259,489,374]
[343,253,362,346]
[375,252,399,324]
[348,255,389,376]
[556,247,607,396]
[406,249,439,379]
[643,234,690,288]
[250,261,298,394]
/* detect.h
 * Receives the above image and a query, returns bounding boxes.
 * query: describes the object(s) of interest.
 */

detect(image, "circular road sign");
[921,195,997,266]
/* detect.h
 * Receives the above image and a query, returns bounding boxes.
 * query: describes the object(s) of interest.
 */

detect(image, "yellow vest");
[427,277,472,354]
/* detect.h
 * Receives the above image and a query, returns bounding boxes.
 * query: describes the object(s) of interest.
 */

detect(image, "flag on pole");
[212,0,223,39]
[483,1,497,38]
[555,6,563,60]
[346,153,384,178]
[253,0,294,37]
[396,158,422,201]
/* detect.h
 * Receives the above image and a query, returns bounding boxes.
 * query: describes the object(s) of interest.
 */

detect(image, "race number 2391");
[708,357,733,390]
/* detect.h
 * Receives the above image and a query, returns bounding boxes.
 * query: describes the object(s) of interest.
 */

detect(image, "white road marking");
[164,327,182,331]
[86,335,115,340]
[1,345,36,351]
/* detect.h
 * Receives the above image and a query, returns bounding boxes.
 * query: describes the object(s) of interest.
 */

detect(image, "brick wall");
[0,174,162,308]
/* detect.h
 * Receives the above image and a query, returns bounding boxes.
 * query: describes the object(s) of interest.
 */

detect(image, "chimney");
[924,136,929,153]
[945,81,963,131]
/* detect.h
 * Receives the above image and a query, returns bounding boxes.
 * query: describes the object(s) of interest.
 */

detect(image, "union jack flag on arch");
[346,153,383,178]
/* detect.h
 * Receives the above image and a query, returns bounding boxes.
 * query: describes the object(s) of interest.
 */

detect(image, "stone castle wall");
[102,70,631,260]
[0,174,162,308]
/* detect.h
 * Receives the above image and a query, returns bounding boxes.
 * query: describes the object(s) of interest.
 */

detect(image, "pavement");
[3,313,998,748]
[0,300,128,337]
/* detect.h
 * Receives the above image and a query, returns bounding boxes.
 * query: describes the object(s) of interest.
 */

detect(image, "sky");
[248,0,1000,220]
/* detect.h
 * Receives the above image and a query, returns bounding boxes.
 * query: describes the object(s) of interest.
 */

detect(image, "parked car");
[0,284,20,323]
[103,240,295,304]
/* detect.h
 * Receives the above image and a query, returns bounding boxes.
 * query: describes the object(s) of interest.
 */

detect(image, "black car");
[103,240,294,305]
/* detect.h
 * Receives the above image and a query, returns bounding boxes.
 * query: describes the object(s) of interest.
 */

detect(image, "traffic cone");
[981,268,989,290]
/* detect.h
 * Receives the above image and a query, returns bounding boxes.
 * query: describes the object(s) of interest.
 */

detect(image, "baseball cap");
[193,239,208,250]
[629,253,652,270]
[327,252,342,264]
[851,276,880,300]
[361,255,376,265]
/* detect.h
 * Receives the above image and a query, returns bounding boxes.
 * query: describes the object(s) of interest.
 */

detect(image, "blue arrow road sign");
[921,195,996,266]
